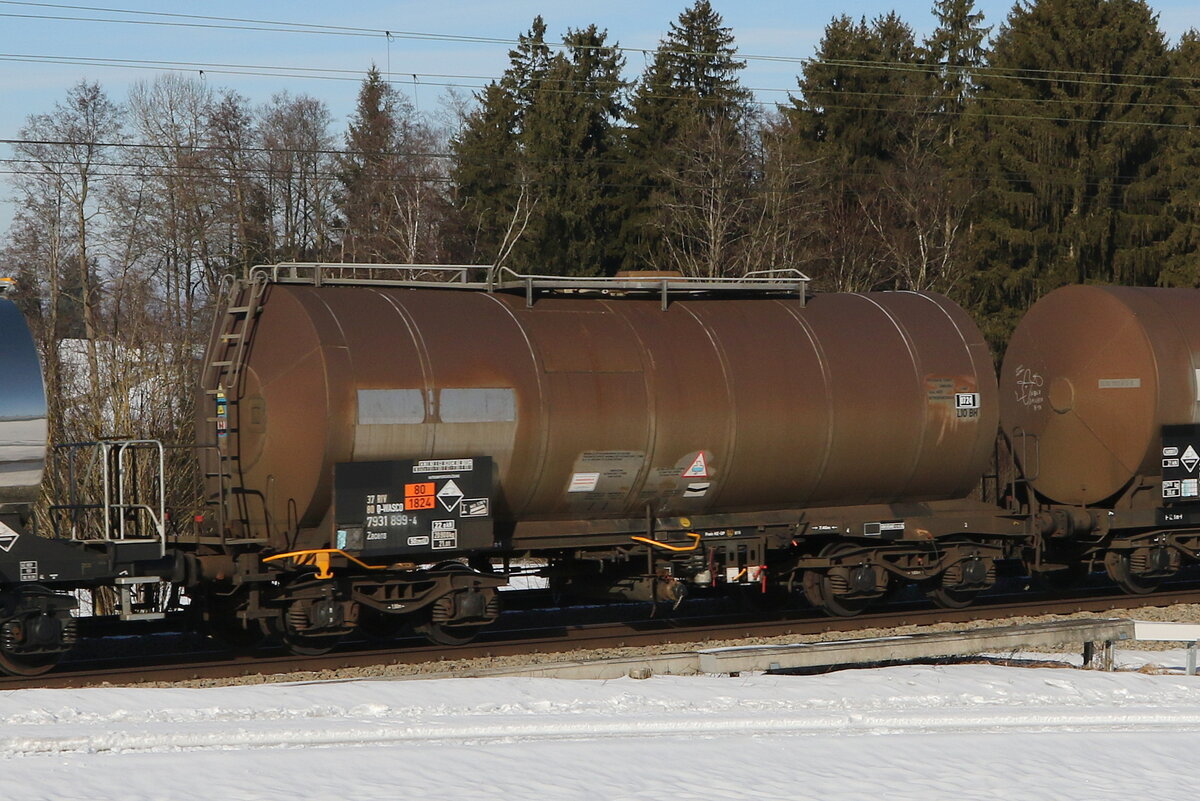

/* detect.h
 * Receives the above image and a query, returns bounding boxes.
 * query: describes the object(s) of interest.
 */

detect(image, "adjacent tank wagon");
[1001,285,1200,593]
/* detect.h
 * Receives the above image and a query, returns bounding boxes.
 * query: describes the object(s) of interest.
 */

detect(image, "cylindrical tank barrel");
[224,286,997,540]
[0,297,47,507]
[1000,285,1200,506]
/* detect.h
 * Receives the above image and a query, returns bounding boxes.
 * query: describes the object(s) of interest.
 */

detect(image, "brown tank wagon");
[222,276,997,541]
[1001,285,1200,593]
[185,263,1027,641]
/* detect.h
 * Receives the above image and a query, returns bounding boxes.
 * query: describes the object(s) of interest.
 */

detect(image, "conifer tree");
[448,82,521,264]
[518,25,625,274]
[338,66,399,261]
[925,0,990,146]
[966,0,1173,341]
[618,1,754,272]
[449,18,624,274]
[338,66,445,263]
[786,13,964,292]
[1157,30,1200,286]
[794,13,932,166]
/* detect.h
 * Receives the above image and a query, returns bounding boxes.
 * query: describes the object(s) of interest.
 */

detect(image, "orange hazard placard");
[405,495,436,511]
[404,482,435,497]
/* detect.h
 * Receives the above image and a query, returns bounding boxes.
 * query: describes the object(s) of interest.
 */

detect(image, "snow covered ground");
[2,651,1200,801]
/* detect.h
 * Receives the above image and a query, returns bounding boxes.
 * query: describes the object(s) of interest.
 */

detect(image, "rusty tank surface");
[0,296,47,507]
[206,270,997,546]
[1000,285,1200,507]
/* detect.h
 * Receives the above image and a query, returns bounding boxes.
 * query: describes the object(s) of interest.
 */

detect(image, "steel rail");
[2,585,1197,690]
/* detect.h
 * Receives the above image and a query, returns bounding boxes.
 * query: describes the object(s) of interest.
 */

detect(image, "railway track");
[2,583,1197,690]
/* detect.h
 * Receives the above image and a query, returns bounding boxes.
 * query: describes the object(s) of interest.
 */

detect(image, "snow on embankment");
[0,665,1199,800]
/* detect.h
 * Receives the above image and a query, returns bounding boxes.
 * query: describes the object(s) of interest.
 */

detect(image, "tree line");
[2,0,1199,463]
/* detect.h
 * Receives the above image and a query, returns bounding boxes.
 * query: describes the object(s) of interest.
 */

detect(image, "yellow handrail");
[630,532,703,552]
[262,548,392,579]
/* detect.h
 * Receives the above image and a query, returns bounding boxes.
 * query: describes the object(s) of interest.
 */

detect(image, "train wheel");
[0,588,76,676]
[415,620,483,646]
[801,545,877,617]
[258,616,339,656]
[925,586,979,609]
[0,648,60,677]
[281,632,337,656]
[1104,551,1159,595]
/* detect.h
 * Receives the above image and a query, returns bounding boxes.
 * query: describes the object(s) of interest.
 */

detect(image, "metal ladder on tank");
[200,273,269,541]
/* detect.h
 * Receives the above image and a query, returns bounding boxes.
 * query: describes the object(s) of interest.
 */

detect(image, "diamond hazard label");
[436,479,465,512]
[681,452,709,479]
[1183,445,1200,473]
[0,521,19,553]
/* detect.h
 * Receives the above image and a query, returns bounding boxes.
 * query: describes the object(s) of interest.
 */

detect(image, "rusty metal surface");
[223,286,997,546]
[1000,285,1200,506]
[0,298,47,506]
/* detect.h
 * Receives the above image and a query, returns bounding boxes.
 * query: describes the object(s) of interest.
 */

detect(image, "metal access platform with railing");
[49,439,167,556]
[247,262,811,310]
[47,439,173,621]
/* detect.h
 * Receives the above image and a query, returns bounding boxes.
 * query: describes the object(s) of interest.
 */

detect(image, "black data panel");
[1161,424,1200,503]
[333,458,494,558]
[1158,425,1200,525]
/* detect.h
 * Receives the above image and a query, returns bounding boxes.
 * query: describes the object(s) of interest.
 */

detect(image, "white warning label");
[681,452,709,479]
[1182,445,1200,473]
[568,472,600,493]
[436,479,465,511]
[0,521,20,553]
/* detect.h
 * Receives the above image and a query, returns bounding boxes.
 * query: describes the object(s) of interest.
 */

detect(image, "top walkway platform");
[246,262,810,309]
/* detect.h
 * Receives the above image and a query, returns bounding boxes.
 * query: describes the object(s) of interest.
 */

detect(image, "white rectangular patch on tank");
[413,459,474,473]
[568,472,600,492]
[439,388,516,423]
[1098,378,1141,389]
[357,389,426,424]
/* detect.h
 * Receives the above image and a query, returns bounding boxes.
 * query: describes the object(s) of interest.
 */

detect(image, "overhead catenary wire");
[3,0,1200,89]
[5,50,1200,116]
[0,154,1189,204]
[3,51,1199,137]
[0,1,1196,202]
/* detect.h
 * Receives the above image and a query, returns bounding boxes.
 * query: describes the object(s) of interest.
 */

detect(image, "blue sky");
[3,0,1200,229]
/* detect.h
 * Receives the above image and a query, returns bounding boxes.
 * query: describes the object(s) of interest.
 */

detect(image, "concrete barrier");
[374,618,1134,681]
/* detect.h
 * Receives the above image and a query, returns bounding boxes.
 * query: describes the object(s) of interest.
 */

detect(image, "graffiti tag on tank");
[1013,365,1045,411]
